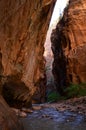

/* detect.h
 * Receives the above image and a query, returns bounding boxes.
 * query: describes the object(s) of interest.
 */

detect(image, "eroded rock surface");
[0,0,56,105]
[2,76,32,108]
[0,95,23,130]
[51,0,86,92]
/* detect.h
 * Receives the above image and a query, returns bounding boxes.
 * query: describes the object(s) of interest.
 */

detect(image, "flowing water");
[21,107,86,130]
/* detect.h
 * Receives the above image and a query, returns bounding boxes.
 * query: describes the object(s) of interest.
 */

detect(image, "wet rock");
[11,107,27,117]
[19,111,27,118]
[22,108,33,113]
[32,105,43,111]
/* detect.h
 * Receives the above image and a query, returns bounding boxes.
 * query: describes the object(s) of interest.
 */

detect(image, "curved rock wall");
[0,95,23,130]
[0,0,56,104]
[51,0,86,92]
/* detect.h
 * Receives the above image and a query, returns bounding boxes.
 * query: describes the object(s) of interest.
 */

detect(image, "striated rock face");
[51,0,86,93]
[0,95,23,130]
[0,0,56,105]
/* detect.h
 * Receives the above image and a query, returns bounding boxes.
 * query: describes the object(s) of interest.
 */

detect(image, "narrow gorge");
[0,0,86,130]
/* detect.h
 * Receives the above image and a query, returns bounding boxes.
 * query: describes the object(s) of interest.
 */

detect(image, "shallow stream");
[21,107,86,130]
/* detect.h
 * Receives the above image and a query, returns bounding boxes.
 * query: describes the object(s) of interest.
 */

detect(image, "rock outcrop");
[0,95,23,130]
[0,0,56,105]
[51,0,86,93]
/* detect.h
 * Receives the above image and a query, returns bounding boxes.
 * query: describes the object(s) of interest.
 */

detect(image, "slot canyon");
[0,0,86,130]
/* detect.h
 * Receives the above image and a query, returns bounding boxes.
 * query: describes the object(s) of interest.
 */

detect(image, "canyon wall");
[0,0,56,106]
[51,0,86,93]
[0,0,56,129]
[0,95,23,130]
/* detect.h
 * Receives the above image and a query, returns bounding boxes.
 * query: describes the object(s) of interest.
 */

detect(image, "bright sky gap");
[50,0,69,27]
[44,0,69,85]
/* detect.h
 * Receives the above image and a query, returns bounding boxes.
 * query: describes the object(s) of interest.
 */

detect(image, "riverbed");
[21,107,86,130]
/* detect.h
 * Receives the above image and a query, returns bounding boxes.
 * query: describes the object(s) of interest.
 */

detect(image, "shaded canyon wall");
[0,95,23,130]
[51,0,86,93]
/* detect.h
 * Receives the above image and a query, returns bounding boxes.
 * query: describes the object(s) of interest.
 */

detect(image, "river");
[21,107,86,130]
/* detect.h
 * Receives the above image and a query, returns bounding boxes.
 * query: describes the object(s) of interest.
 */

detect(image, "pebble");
[11,107,27,117]
[32,106,42,110]
[22,108,33,113]
[19,111,27,117]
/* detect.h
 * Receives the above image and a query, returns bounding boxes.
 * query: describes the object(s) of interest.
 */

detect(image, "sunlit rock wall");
[51,0,86,92]
[0,0,56,105]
